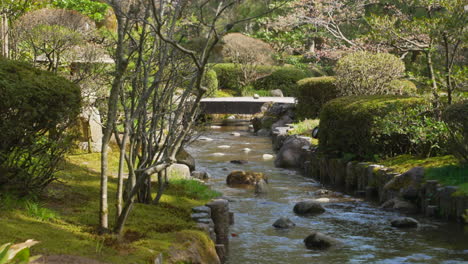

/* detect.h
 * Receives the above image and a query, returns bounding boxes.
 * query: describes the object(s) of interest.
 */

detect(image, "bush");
[319,96,448,160]
[0,59,81,195]
[335,52,405,96]
[202,69,218,97]
[212,63,275,91]
[296,76,338,119]
[253,67,313,96]
[443,101,468,164]
[386,79,418,95]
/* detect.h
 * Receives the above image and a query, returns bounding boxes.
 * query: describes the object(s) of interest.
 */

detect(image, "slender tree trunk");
[426,49,440,117]
[1,14,9,58]
[115,125,129,219]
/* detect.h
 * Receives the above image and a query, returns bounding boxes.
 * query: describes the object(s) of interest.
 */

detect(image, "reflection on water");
[187,125,468,264]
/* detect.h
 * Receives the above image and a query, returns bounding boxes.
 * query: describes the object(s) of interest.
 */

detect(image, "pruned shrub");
[218,33,275,65]
[319,96,448,160]
[0,60,81,195]
[202,69,218,97]
[212,63,276,93]
[335,52,405,96]
[296,76,338,119]
[253,67,313,96]
[386,79,418,95]
[443,101,468,164]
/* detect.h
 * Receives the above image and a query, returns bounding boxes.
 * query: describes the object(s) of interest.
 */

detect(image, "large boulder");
[390,217,419,228]
[272,217,295,229]
[166,164,191,180]
[176,148,196,172]
[304,232,342,250]
[275,135,311,168]
[226,171,268,186]
[293,201,326,215]
[270,89,284,97]
[383,167,424,200]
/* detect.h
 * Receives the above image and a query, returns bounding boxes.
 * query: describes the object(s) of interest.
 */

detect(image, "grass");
[0,151,220,263]
[379,154,468,195]
[288,119,320,145]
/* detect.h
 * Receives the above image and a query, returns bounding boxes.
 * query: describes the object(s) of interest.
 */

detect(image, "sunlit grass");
[0,151,216,263]
[288,119,320,145]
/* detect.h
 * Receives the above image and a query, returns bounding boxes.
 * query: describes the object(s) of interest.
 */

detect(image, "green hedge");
[252,67,313,96]
[443,101,468,164]
[0,59,81,194]
[296,76,338,119]
[319,96,447,160]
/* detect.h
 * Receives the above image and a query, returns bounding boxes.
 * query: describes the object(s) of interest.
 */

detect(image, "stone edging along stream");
[269,125,468,225]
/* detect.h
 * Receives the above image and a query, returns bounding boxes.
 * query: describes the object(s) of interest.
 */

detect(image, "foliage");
[319,95,448,160]
[442,101,468,164]
[295,76,337,119]
[214,89,235,98]
[386,79,418,96]
[219,33,275,65]
[0,240,39,264]
[426,165,468,195]
[202,69,218,97]
[335,52,406,96]
[252,66,312,96]
[51,0,109,21]
[0,59,81,195]
[212,63,276,91]
[13,8,95,72]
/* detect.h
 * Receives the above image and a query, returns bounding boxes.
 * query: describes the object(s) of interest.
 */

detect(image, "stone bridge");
[200,97,296,115]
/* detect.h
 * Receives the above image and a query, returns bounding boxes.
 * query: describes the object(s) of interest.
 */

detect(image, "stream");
[187,124,468,264]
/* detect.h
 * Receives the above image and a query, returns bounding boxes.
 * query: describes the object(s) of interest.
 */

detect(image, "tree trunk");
[426,49,440,118]
[1,14,9,58]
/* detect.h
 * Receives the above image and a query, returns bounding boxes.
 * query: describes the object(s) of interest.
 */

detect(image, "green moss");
[0,151,216,263]
[379,155,458,173]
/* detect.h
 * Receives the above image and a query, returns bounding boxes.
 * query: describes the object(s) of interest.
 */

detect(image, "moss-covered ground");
[288,119,320,145]
[379,154,468,195]
[0,152,220,263]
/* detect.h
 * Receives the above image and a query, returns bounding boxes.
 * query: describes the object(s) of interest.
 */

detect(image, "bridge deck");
[200,97,296,114]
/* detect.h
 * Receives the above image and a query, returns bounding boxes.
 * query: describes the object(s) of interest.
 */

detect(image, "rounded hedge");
[296,76,338,119]
[335,52,405,96]
[212,63,275,91]
[443,101,468,164]
[252,67,312,96]
[386,79,418,95]
[318,95,446,160]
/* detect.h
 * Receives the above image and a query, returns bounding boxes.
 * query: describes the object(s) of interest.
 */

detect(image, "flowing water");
[187,124,468,264]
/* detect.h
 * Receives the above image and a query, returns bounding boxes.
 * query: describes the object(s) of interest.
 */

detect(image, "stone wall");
[271,126,468,224]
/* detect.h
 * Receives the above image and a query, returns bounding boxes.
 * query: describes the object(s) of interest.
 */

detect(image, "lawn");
[0,152,220,263]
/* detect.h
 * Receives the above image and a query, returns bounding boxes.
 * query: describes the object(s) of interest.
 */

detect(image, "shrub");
[212,63,275,91]
[0,59,81,195]
[386,79,418,95]
[218,33,275,65]
[319,96,448,160]
[296,76,338,119]
[253,67,313,96]
[202,69,218,97]
[443,101,468,164]
[335,52,405,96]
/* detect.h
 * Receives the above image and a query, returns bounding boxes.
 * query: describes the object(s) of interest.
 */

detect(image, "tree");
[100,0,287,235]
[367,0,468,107]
